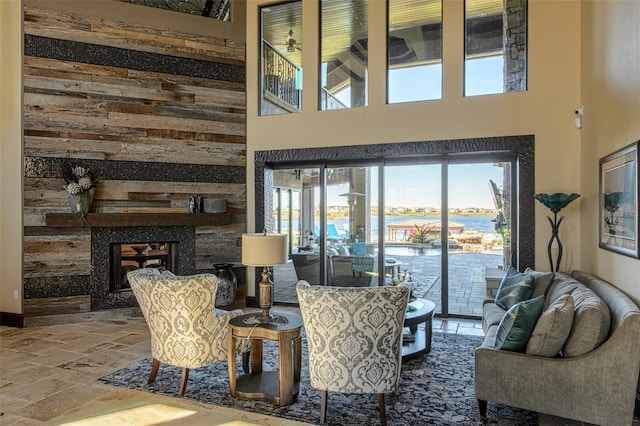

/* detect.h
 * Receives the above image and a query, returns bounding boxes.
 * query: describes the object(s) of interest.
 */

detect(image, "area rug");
[98,332,536,425]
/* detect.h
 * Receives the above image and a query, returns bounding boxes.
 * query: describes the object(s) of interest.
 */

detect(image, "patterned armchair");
[296,280,410,425]
[127,268,249,396]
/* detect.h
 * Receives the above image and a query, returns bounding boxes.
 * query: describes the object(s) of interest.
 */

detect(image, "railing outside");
[320,87,347,110]
[263,41,301,111]
[117,0,230,20]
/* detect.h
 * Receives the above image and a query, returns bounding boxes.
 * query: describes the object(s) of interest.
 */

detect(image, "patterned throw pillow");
[494,295,545,352]
[526,294,574,357]
[495,267,535,310]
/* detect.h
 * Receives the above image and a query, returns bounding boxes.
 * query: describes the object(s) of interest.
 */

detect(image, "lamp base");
[241,311,289,325]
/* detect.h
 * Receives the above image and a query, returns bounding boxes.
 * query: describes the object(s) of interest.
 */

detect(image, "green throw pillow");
[494,295,545,352]
[495,267,535,310]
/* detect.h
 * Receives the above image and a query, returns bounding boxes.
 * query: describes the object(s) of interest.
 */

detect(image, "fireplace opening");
[109,242,179,292]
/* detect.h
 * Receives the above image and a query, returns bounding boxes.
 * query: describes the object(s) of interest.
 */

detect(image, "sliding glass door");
[446,162,512,317]
[270,156,516,318]
[383,164,442,311]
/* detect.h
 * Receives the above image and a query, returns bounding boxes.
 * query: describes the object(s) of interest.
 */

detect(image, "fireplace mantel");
[45,212,231,228]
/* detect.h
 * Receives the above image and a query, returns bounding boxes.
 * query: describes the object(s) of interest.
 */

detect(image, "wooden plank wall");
[22,5,246,299]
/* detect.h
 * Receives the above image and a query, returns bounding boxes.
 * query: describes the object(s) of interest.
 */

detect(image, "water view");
[280,214,500,244]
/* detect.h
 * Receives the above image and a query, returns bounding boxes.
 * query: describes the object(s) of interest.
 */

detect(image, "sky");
[323,162,505,209]
[332,56,504,105]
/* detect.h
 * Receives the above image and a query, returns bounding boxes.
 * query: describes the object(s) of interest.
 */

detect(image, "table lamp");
[242,230,288,324]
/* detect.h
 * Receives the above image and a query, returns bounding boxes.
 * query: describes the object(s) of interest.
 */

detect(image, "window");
[260,1,303,116]
[320,0,368,110]
[388,0,442,103]
[464,0,527,96]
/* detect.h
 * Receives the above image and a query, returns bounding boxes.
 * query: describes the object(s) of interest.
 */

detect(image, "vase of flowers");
[63,165,98,218]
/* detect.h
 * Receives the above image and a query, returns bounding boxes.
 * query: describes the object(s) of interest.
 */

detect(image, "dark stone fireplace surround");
[91,226,196,310]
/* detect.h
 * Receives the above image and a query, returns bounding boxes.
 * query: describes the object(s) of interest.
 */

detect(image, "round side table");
[227,312,303,406]
[402,298,436,361]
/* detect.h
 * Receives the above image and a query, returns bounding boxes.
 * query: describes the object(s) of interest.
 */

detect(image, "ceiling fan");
[285,29,302,52]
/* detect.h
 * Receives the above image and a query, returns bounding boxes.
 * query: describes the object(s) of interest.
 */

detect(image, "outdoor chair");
[127,268,249,396]
[296,280,410,425]
[326,223,345,241]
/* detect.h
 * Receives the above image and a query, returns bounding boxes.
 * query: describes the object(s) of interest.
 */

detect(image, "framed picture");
[599,140,639,258]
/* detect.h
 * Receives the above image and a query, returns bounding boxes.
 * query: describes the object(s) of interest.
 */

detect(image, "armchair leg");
[148,358,160,384]
[378,393,387,426]
[178,367,190,396]
[320,390,328,424]
[478,399,488,421]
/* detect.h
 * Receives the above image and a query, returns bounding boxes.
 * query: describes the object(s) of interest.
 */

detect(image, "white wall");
[246,0,584,295]
[580,0,640,304]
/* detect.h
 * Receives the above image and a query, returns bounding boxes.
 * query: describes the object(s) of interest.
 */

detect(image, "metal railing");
[262,41,301,111]
[320,88,347,110]
[117,0,230,20]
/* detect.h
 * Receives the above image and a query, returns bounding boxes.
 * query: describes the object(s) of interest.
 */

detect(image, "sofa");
[475,269,640,426]
[291,243,377,287]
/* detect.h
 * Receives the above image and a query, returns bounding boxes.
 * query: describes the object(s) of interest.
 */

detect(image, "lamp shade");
[242,232,287,266]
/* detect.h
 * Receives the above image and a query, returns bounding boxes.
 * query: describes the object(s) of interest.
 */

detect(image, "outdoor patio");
[274,249,504,318]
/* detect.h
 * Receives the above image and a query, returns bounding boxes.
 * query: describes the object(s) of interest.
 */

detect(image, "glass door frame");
[255,136,534,318]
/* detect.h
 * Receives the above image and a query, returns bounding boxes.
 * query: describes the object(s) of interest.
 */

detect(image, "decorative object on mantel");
[534,192,580,272]
[203,198,227,213]
[212,263,237,307]
[63,165,98,220]
[189,195,206,213]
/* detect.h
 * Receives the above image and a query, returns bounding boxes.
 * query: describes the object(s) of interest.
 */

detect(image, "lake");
[282,215,499,240]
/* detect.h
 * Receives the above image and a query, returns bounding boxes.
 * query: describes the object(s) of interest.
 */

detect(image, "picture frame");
[599,140,639,258]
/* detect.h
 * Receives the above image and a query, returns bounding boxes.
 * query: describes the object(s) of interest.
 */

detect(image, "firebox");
[91,226,196,310]
[109,242,179,292]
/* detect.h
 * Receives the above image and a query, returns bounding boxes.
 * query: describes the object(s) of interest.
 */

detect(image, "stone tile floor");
[1,307,637,425]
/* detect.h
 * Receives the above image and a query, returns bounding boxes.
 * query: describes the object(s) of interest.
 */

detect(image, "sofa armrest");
[475,315,640,426]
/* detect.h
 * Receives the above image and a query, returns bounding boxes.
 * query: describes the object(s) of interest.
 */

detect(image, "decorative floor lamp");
[242,230,288,324]
[534,193,580,272]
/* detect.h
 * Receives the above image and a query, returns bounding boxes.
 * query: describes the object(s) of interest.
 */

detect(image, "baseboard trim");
[0,312,24,328]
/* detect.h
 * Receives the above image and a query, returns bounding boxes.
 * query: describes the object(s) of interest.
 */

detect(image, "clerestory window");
[464,0,528,96]
[259,1,303,116]
[387,0,443,103]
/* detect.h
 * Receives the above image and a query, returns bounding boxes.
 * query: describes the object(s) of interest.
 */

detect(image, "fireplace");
[110,242,180,292]
[91,226,195,310]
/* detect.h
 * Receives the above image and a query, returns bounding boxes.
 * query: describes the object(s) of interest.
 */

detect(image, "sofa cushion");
[482,302,507,333]
[544,273,584,308]
[562,285,611,357]
[494,267,535,310]
[526,294,574,357]
[524,268,555,299]
[494,295,545,352]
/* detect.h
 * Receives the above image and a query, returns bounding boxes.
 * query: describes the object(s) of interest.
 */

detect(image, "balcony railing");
[263,41,301,111]
[320,88,347,110]
[117,0,230,20]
